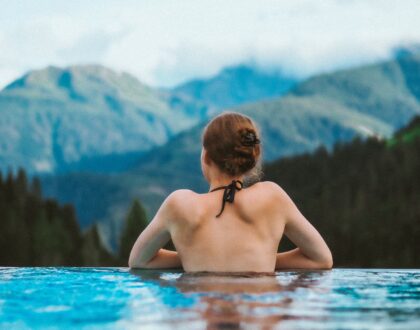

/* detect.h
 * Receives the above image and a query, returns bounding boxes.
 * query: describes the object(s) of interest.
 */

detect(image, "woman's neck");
[208,175,244,192]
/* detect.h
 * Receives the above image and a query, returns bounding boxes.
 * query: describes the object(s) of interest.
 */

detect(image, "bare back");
[168,181,286,272]
[128,112,332,271]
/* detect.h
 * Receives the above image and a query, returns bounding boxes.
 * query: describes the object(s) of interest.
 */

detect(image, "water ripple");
[0,268,419,329]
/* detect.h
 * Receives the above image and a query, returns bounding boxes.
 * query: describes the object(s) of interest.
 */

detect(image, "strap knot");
[210,179,243,217]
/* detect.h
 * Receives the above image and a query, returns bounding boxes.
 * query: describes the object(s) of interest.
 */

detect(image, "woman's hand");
[128,190,186,269]
[134,248,183,269]
[275,248,333,270]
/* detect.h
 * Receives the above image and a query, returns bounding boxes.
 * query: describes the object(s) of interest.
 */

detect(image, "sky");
[1,0,420,88]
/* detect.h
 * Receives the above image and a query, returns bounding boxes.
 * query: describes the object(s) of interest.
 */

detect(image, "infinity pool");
[0,268,419,329]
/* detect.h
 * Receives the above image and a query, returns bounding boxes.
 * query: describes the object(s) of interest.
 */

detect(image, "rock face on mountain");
[41,55,420,251]
[0,65,202,174]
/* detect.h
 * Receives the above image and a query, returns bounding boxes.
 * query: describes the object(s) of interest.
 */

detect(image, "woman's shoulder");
[162,189,199,218]
[164,189,198,207]
[251,180,287,195]
[250,181,293,207]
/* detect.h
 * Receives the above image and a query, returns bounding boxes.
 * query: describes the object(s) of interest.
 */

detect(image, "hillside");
[41,55,420,250]
[263,115,420,267]
[0,65,204,174]
[292,53,420,128]
[0,169,115,266]
[0,167,152,266]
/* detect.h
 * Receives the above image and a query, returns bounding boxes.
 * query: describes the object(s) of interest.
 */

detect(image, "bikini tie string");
[210,179,243,217]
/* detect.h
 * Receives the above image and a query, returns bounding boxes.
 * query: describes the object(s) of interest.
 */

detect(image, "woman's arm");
[269,183,333,270]
[128,191,184,269]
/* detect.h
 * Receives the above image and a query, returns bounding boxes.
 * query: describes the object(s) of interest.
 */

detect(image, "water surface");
[1,268,419,329]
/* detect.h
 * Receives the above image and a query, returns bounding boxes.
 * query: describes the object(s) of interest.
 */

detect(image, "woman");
[129,112,333,272]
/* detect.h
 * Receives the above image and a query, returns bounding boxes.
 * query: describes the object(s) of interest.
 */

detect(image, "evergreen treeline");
[0,169,143,266]
[2,116,419,268]
[264,116,420,267]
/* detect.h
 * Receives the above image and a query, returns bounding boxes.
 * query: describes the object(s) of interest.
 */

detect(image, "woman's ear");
[202,148,212,165]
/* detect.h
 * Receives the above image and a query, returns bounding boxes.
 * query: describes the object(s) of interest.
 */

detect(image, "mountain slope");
[292,54,420,127]
[0,65,202,174]
[41,55,420,251]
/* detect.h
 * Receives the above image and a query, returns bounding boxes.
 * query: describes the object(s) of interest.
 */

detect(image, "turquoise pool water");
[0,268,419,329]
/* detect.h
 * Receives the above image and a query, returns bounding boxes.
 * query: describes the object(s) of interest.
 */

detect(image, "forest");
[0,169,151,266]
[0,116,418,267]
[264,116,420,267]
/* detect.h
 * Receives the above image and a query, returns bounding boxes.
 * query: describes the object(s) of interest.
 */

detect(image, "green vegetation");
[386,116,420,147]
[1,116,419,267]
[264,115,420,267]
[118,200,148,262]
[0,169,151,266]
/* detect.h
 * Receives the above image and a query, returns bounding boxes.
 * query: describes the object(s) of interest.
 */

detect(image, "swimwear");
[210,179,243,217]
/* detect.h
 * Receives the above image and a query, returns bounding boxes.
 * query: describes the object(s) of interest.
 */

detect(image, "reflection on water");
[0,268,419,329]
[130,270,331,329]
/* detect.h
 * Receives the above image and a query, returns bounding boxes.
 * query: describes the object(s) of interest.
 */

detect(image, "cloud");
[1,0,420,88]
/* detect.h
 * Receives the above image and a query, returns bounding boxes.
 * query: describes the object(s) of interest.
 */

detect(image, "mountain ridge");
[0,63,297,174]
[0,64,204,173]
[172,64,297,109]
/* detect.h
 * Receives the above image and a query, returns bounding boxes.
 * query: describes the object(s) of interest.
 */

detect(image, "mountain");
[171,64,297,109]
[41,54,420,251]
[0,64,298,175]
[392,43,420,59]
[0,65,204,174]
[291,54,420,128]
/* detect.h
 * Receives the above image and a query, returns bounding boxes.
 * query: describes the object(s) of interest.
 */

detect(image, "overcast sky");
[1,0,420,88]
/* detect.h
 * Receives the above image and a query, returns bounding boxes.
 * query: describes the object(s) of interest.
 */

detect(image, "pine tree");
[81,224,115,266]
[30,177,42,200]
[118,199,149,263]
[0,169,113,266]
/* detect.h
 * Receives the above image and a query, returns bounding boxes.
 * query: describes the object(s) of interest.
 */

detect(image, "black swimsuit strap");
[210,179,243,217]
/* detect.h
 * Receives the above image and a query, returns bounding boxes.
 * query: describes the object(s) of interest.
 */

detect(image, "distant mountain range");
[0,65,196,173]
[39,54,420,251]
[0,64,296,174]
[171,65,297,109]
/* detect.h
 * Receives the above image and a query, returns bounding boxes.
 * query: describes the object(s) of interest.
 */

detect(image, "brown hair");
[202,111,263,183]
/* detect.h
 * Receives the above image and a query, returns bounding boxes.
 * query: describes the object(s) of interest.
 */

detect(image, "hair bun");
[239,128,260,147]
[202,112,262,177]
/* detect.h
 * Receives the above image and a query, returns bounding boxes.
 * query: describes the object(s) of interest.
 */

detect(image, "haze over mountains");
[1,53,420,251]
